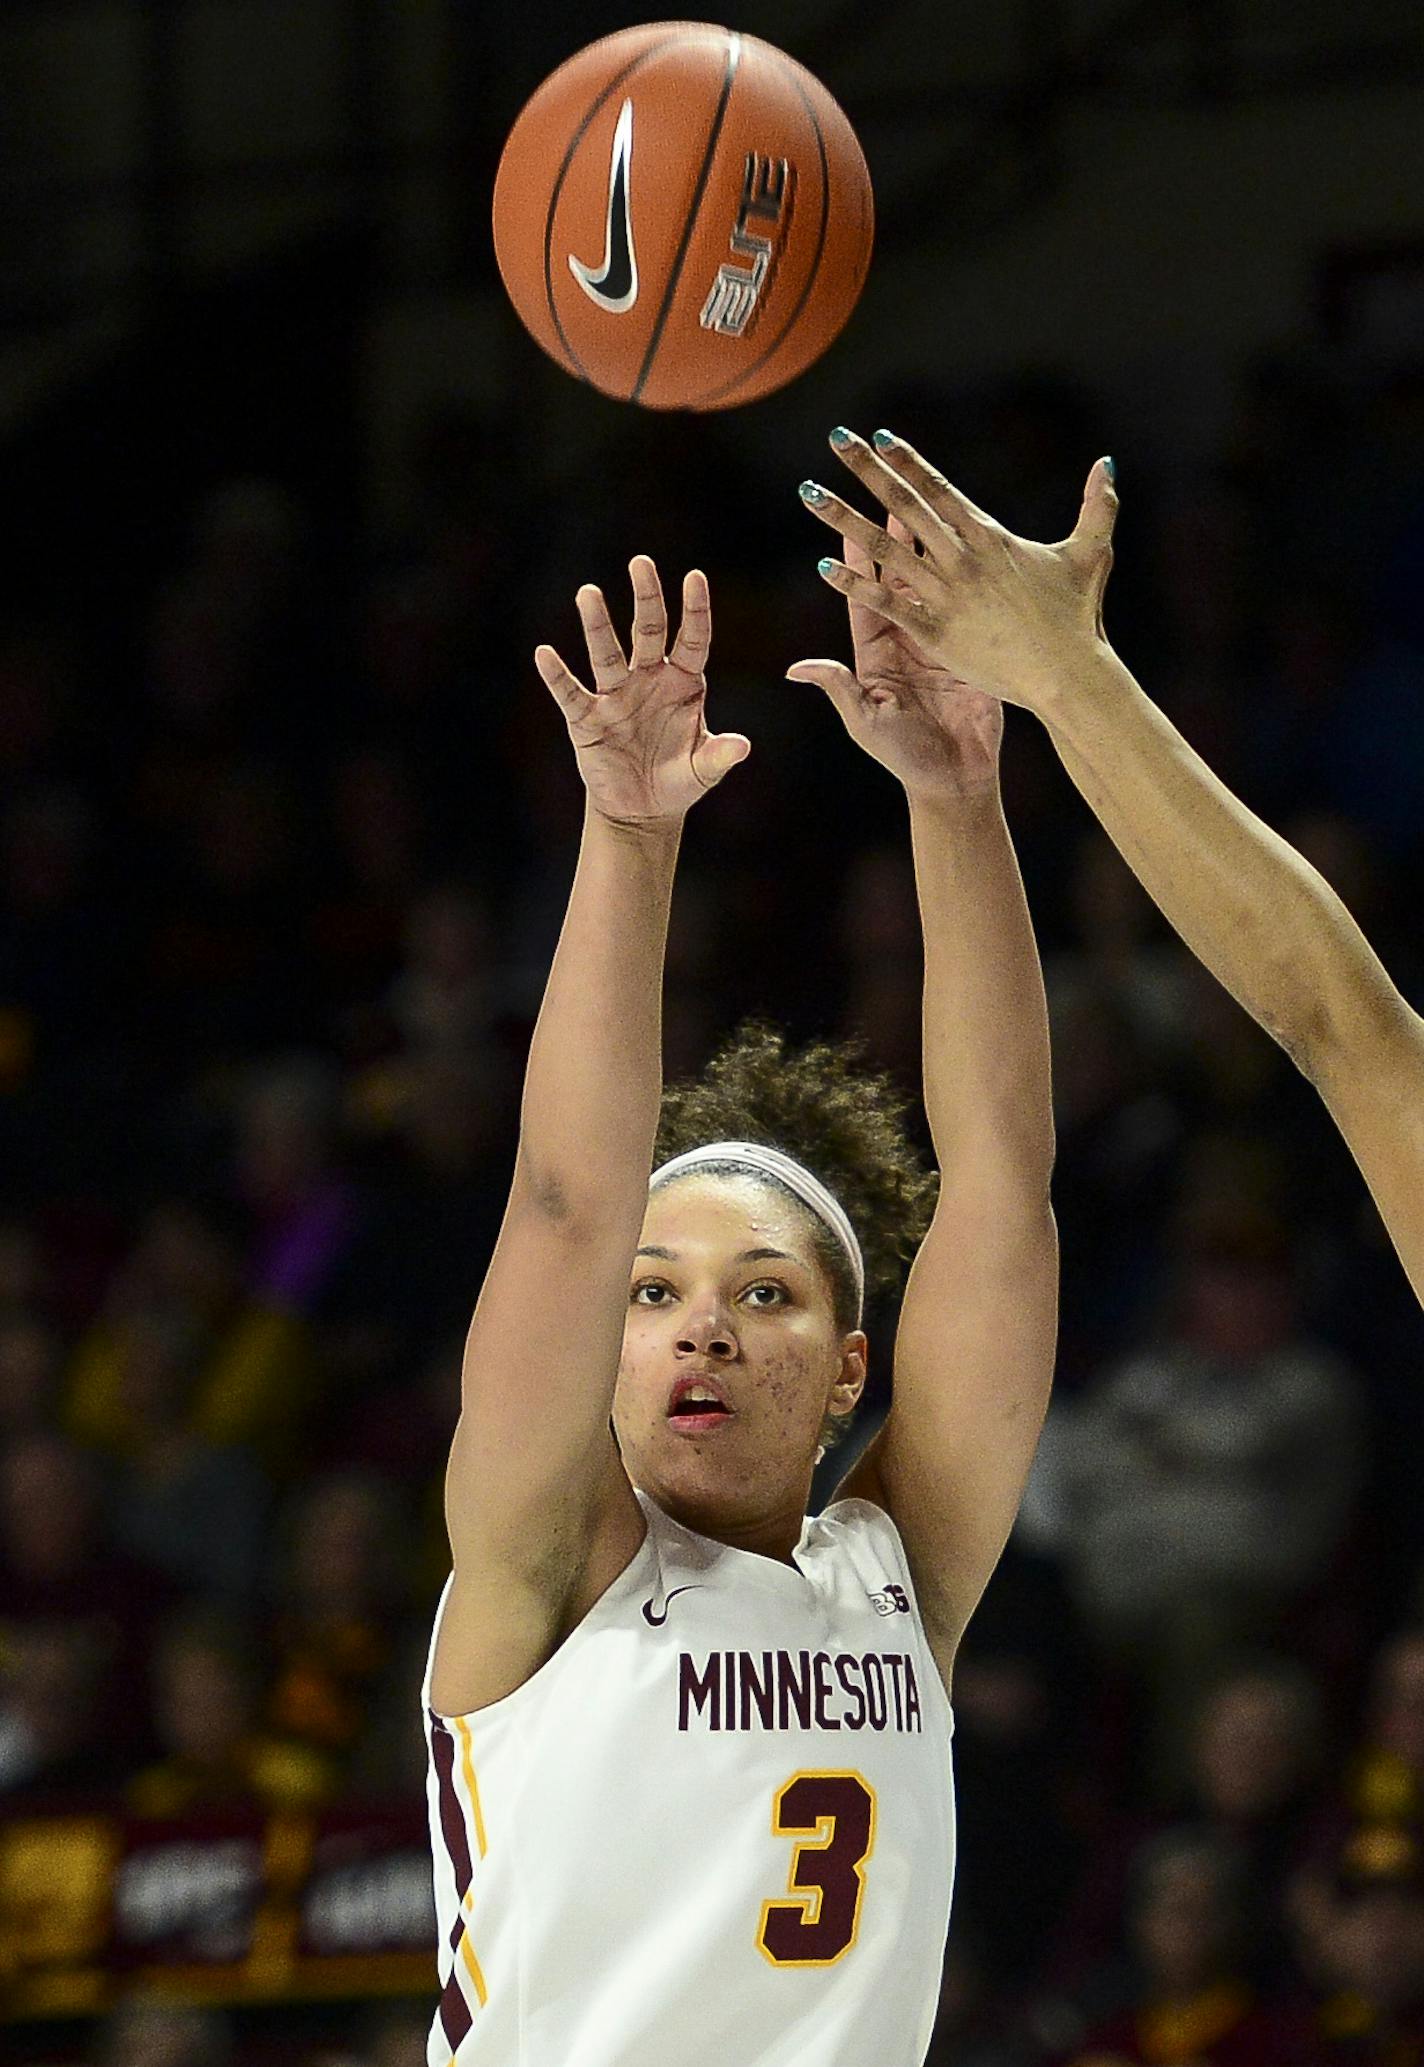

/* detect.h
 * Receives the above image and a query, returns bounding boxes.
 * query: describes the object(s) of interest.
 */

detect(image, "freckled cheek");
[758,1354,822,1428]
[614,1334,664,1427]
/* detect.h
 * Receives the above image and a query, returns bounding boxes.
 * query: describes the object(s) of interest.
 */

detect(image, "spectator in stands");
[924,1920,1027,2066]
[1051,1657,1328,1994]
[264,1471,403,1767]
[1045,832,1193,1077]
[328,1043,512,1389]
[1033,979,1182,1386]
[322,1336,457,1600]
[308,747,427,1025]
[236,1057,362,1320]
[384,882,500,1059]
[1293,1631,1424,1962]
[1348,1630,1424,1827]
[1292,1824,1424,2063]
[949,1543,1092,1994]
[1057,1829,1291,2064]
[128,1607,330,1815]
[65,1196,314,1476]
[104,1297,271,1601]
[345,1627,432,1803]
[88,1993,234,2067]
[131,755,307,1060]
[1055,1217,1363,1787]
[0,1430,169,1763]
[0,1620,115,1803]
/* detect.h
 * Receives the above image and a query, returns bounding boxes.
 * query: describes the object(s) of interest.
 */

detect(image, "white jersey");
[421,1485,956,2067]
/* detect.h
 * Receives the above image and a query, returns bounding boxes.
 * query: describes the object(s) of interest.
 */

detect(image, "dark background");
[3,3,1424,2062]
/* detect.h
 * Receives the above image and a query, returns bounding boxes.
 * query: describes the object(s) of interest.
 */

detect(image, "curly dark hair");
[652,1018,939,1454]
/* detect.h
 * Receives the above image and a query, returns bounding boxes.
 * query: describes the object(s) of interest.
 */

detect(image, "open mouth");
[667,1404,735,1434]
[666,1381,734,1433]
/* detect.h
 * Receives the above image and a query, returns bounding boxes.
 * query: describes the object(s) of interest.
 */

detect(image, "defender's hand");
[536,557,749,829]
[786,512,1002,802]
[798,429,1119,719]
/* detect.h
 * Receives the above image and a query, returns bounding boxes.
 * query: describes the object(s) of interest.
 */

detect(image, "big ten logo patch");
[869,1585,910,1618]
[700,153,796,338]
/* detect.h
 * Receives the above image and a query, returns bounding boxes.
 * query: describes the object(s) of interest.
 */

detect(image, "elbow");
[1265,944,1407,1089]
[1299,976,1419,1095]
[1258,992,1331,1079]
[1259,867,1405,1086]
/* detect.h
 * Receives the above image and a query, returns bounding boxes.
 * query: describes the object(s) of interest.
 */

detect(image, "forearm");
[907,788,1054,1193]
[1044,651,1396,1072]
[515,799,680,1225]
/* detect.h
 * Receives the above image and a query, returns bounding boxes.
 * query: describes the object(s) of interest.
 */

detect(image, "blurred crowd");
[2,334,1424,2065]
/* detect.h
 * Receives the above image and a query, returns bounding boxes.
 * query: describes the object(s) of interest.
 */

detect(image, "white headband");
[648,1140,865,1325]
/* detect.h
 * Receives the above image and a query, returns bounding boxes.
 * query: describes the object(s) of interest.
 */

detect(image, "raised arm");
[803,429,1424,1310]
[1044,651,1424,1301]
[431,559,749,1716]
[787,513,1057,1675]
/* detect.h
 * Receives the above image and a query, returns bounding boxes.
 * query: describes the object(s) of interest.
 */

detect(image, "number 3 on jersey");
[757,1770,877,1965]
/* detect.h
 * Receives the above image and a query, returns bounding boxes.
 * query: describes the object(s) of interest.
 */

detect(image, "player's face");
[612,1174,866,1532]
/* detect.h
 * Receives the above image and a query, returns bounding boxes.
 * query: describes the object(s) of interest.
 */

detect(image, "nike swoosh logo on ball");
[569,96,639,312]
[641,1583,701,1626]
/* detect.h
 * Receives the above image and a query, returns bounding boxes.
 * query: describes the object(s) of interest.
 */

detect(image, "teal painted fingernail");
[799,480,826,504]
[1104,455,1116,483]
[818,557,836,576]
[872,428,895,450]
[829,425,851,447]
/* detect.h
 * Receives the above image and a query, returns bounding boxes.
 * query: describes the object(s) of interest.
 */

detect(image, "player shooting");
[421,549,1057,2063]
[802,428,1424,1307]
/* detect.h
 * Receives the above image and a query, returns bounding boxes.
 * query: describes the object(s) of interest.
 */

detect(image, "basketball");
[491,22,874,412]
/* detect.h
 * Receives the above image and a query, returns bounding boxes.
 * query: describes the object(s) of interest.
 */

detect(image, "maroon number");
[757,1770,876,1965]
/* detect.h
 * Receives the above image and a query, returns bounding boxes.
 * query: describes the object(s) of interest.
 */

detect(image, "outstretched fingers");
[842,531,877,580]
[534,643,590,718]
[866,431,995,541]
[840,531,896,651]
[668,567,712,676]
[823,430,944,557]
[799,480,927,587]
[627,554,668,670]
[817,556,938,644]
[575,584,628,691]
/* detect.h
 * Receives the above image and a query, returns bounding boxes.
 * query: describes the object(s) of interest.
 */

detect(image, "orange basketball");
[491,22,874,411]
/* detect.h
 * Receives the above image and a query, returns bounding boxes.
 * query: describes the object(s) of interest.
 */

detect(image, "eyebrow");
[635,1245,796,1265]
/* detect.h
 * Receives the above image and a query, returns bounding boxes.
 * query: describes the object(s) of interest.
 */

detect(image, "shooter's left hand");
[785,509,1003,804]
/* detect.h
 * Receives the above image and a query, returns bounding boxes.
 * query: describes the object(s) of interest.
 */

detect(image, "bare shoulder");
[1312,992,1424,1307]
[429,1444,647,1717]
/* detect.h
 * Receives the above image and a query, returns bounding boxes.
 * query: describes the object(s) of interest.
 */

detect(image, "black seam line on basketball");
[687,54,832,411]
[541,34,687,387]
[630,32,742,406]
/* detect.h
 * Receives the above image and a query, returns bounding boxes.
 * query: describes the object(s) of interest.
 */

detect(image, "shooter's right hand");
[535,556,750,831]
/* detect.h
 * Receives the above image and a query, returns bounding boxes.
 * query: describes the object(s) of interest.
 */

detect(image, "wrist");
[904,782,1004,829]
[1034,641,1136,740]
[588,802,685,845]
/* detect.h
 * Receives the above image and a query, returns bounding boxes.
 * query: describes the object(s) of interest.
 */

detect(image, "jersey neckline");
[633,1484,822,1585]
